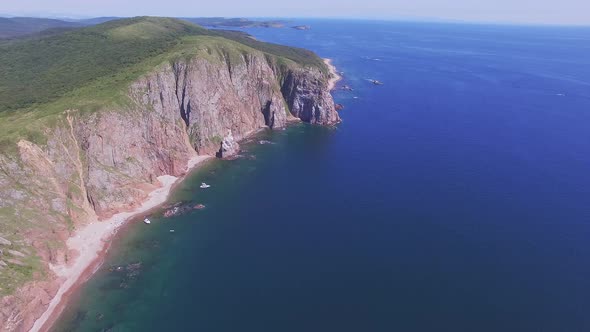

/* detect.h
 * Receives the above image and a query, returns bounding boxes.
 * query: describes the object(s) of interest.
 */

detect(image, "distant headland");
[0,17,311,39]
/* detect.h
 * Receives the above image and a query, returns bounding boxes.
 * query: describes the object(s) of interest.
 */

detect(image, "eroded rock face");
[216,131,240,158]
[130,52,340,157]
[0,49,338,331]
[281,66,340,125]
[75,109,195,219]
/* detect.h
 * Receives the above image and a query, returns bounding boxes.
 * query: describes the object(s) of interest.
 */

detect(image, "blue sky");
[2,0,589,25]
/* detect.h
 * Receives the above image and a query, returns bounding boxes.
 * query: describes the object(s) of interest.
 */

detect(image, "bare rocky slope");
[0,18,339,331]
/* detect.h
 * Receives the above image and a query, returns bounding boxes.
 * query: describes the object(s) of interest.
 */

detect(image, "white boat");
[200,182,211,189]
[143,218,151,224]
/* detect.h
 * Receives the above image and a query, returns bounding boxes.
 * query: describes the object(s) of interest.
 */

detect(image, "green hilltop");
[0,17,205,112]
[0,16,326,113]
[0,17,327,151]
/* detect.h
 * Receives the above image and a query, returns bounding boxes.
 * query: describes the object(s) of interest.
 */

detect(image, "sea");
[53,20,590,331]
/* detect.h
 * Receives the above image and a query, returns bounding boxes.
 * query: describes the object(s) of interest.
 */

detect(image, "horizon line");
[1,14,590,28]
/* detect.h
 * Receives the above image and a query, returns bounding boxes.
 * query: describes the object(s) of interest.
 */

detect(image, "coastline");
[324,58,342,90]
[30,154,212,332]
[29,62,341,332]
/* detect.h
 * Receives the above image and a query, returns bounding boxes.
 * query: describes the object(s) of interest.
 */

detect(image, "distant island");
[292,25,311,30]
[181,17,286,28]
[0,16,311,39]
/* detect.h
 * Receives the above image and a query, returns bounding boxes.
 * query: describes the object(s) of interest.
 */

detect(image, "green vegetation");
[0,17,83,39]
[211,135,223,145]
[0,206,45,296]
[0,17,208,112]
[0,17,326,113]
[0,17,326,150]
[0,253,43,296]
[213,30,327,72]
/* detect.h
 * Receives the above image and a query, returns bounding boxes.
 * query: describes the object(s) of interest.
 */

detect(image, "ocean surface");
[54,20,590,331]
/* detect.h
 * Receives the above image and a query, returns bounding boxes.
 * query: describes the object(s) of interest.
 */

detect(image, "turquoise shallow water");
[54,20,590,331]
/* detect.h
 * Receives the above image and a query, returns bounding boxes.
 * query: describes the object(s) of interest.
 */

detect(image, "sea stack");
[217,130,240,158]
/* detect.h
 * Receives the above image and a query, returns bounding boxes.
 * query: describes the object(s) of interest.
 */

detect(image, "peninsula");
[0,17,339,331]
[182,17,286,28]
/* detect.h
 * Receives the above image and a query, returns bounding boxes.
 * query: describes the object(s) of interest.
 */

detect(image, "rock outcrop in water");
[217,130,240,158]
[0,39,339,331]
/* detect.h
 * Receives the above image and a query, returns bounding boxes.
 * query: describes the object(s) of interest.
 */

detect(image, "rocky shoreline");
[0,43,340,332]
[30,155,211,332]
[324,58,343,90]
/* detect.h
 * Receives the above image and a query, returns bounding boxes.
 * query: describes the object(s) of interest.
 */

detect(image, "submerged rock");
[223,154,243,161]
[126,262,141,277]
[108,265,124,273]
[163,207,180,218]
[163,201,200,217]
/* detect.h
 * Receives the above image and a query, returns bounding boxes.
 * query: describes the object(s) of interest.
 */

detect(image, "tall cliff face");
[131,51,338,156]
[282,67,341,125]
[0,43,339,331]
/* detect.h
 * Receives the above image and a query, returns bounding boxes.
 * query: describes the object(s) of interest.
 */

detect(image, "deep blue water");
[54,20,590,331]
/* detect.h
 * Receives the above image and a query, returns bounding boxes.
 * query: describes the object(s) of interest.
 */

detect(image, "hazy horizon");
[2,14,590,29]
[2,0,590,26]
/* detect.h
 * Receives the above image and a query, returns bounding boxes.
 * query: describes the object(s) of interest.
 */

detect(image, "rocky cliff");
[0,32,339,331]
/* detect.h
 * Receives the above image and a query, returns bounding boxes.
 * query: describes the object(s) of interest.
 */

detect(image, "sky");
[2,0,590,25]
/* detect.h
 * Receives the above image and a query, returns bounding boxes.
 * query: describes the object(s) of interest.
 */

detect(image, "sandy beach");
[324,58,342,90]
[30,154,211,332]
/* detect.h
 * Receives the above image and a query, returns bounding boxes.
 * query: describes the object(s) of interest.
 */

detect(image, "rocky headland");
[0,17,339,331]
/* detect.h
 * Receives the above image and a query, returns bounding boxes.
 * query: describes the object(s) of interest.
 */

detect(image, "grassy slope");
[0,17,209,112]
[212,29,327,72]
[0,17,326,113]
[0,17,327,147]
